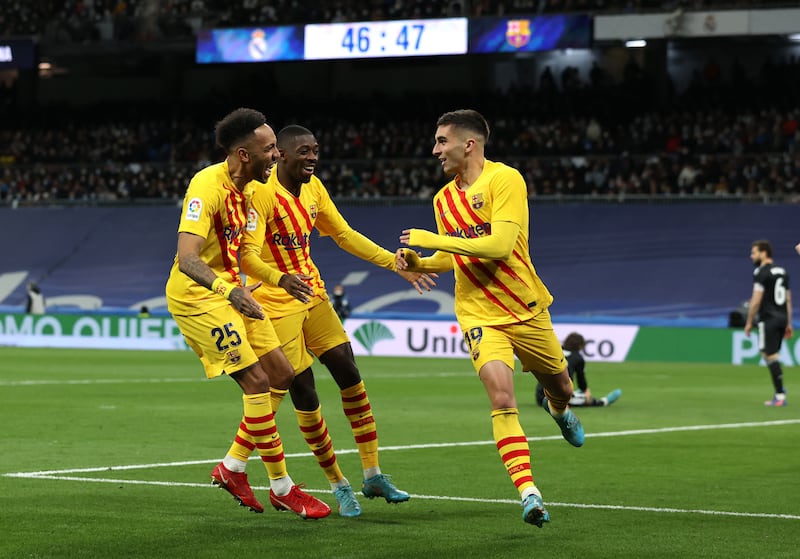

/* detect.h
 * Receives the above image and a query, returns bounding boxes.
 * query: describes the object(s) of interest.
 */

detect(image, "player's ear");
[236,145,250,162]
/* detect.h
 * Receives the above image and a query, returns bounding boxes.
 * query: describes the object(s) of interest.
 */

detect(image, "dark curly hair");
[214,108,267,154]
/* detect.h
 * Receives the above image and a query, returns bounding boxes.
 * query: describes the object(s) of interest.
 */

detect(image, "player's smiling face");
[249,124,279,182]
[281,134,319,187]
[433,124,466,177]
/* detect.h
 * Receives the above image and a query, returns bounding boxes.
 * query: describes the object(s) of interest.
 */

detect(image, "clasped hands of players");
[396,230,422,274]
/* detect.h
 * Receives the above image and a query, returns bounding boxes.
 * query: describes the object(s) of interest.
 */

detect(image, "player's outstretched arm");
[395,248,453,274]
[328,223,438,292]
[400,221,519,260]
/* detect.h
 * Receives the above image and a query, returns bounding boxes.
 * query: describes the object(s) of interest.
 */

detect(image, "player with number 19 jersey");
[433,160,552,330]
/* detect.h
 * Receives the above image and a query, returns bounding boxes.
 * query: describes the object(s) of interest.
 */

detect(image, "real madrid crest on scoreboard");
[247,29,269,61]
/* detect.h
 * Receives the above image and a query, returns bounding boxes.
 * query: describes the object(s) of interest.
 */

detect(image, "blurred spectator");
[331,284,351,321]
[26,281,46,314]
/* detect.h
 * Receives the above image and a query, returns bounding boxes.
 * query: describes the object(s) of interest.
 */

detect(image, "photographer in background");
[331,283,351,321]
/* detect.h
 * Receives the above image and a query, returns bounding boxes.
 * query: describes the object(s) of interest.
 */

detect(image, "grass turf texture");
[1,347,798,558]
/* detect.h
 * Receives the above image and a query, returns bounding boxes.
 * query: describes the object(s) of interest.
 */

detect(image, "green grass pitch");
[1,347,798,558]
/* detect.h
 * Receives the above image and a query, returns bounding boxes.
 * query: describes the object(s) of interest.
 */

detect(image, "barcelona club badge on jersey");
[471,193,484,210]
[227,350,241,365]
[309,204,318,219]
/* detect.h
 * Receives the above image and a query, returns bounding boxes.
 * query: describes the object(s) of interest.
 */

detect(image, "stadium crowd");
[2,1,799,203]
[0,53,800,201]
[2,0,796,42]
[3,46,800,203]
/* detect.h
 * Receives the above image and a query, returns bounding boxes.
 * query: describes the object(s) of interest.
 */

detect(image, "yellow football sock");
[270,387,288,413]
[341,381,379,471]
[295,406,345,484]
[491,407,535,497]
[243,392,288,480]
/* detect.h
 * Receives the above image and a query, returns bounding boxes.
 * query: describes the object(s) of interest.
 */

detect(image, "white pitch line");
[0,372,470,387]
[0,378,201,386]
[3,474,798,521]
[7,419,800,478]
[4,420,799,521]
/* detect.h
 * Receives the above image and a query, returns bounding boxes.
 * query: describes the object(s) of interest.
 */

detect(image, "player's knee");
[259,349,295,389]
[233,363,271,395]
[289,372,320,410]
[320,346,361,388]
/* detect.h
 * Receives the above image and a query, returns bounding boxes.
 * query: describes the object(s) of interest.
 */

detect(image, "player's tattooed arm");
[176,232,219,288]
[178,251,219,289]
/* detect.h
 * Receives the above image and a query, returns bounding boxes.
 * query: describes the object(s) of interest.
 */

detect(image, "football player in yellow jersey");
[165,108,330,519]
[234,124,436,517]
[396,109,584,527]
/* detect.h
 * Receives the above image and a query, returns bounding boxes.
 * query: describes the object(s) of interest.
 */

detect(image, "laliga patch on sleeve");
[246,208,258,231]
[185,198,202,221]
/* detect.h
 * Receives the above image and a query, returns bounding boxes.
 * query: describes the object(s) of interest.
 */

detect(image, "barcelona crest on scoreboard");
[468,15,590,53]
[505,20,531,49]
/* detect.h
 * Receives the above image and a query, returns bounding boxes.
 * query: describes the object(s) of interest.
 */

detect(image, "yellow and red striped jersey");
[433,159,553,329]
[165,161,254,316]
[242,171,394,318]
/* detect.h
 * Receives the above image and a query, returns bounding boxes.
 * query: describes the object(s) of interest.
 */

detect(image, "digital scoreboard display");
[196,15,590,64]
[304,18,468,60]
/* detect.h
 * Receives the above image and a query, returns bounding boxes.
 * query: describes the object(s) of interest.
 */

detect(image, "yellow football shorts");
[173,304,260,379]
[462,309,566,375]
[268,300,350,374]
[243,309,287,360]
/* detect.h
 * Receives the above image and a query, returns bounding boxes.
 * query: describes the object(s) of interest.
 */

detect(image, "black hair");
[752,239,773,258]
[277,124,315,150]
[562,332,586,352]
[214,108,267,153]
[436,109,490,142]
